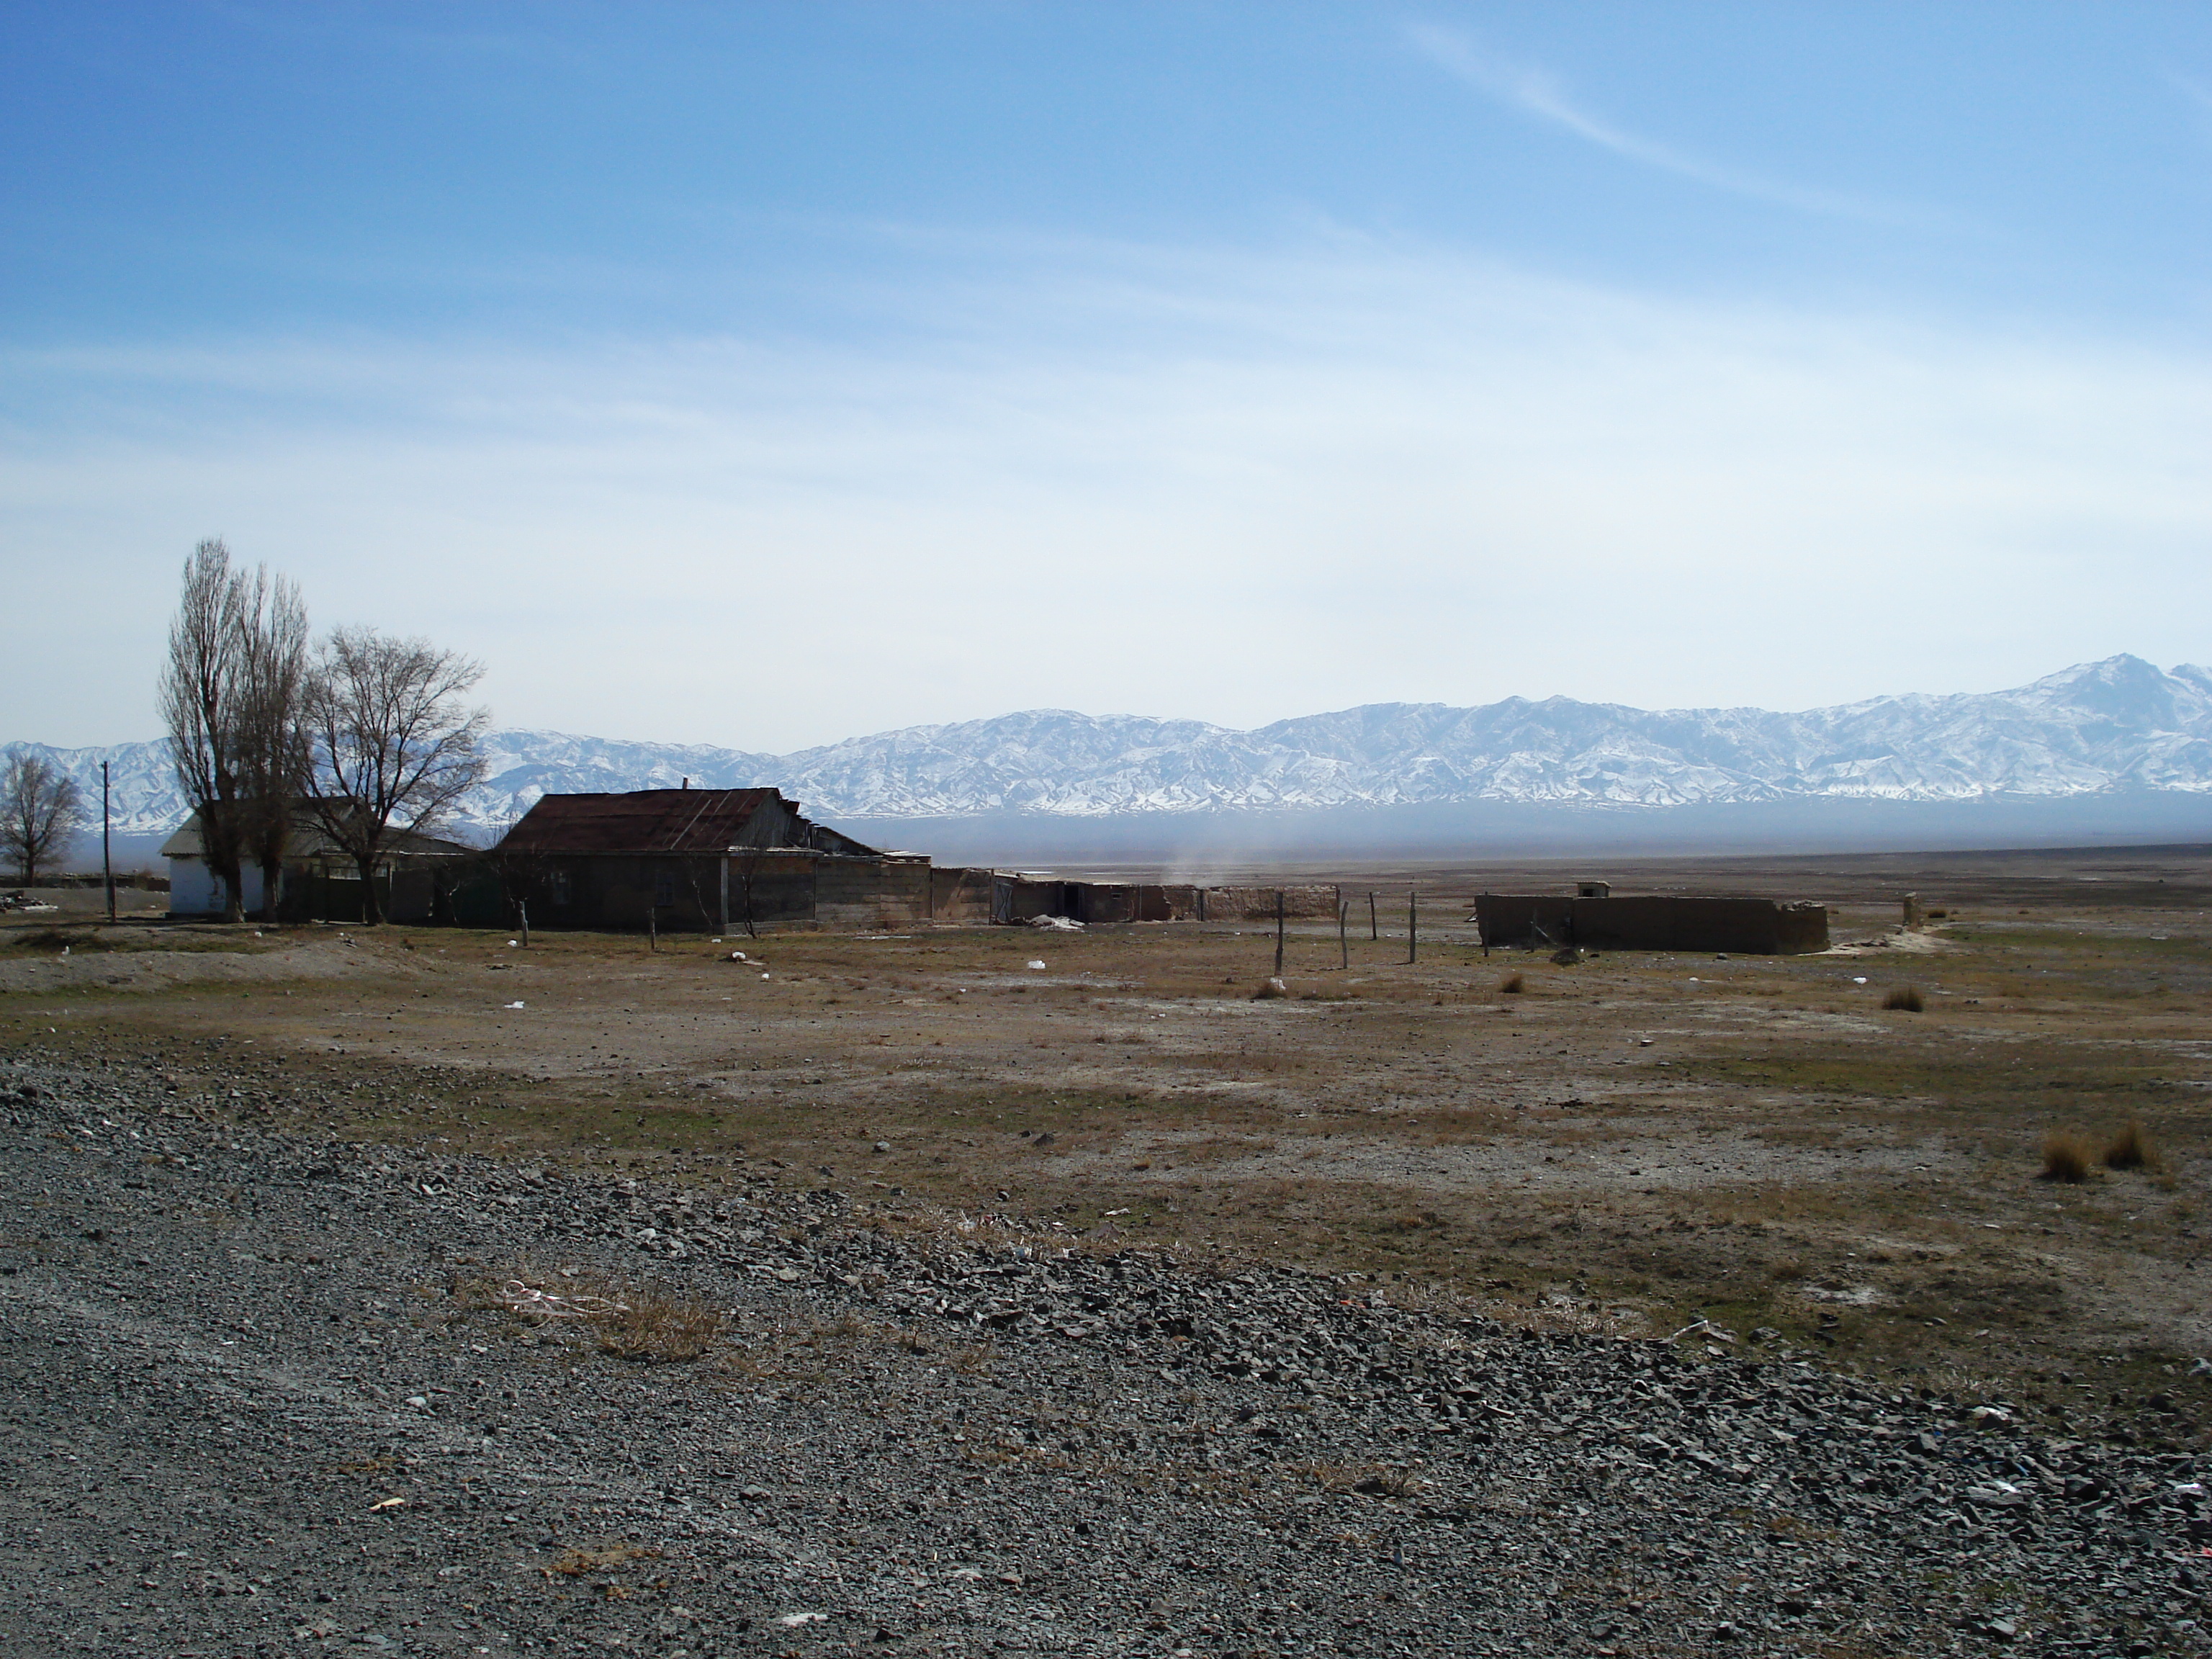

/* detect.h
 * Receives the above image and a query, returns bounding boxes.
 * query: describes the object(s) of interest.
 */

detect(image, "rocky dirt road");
[3,1050,2206,1658]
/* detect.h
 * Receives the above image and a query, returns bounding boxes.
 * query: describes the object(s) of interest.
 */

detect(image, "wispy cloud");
[1407,23,1930,226]
[4,231,2206,748]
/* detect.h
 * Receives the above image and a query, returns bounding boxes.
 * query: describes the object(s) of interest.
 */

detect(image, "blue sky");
[4,1,2211,749]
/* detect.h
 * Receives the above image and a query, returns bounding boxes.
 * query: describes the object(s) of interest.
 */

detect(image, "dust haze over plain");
[3,4,2211,754]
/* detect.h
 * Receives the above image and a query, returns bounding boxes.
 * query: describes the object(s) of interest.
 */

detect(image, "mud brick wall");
[932,867,997,922]
[1197,885,1341,921]
[814,856,932,930]
[1475,894,1828,955]
[728,853,818,929]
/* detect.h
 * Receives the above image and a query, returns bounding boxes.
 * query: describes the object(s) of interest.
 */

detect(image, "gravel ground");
[2,1048,2207,1658]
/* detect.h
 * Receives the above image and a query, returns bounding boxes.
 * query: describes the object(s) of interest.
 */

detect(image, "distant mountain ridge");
[15,655,2212,844]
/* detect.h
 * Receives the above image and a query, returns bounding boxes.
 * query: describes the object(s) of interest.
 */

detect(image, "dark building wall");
[278,862,459,925]
[1475,894,1829,955]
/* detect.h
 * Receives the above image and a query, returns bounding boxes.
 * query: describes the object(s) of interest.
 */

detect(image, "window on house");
[654,868,675,907]
[549,870,570,907]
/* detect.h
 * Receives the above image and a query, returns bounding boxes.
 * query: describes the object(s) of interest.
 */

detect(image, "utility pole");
[101,761,114,923]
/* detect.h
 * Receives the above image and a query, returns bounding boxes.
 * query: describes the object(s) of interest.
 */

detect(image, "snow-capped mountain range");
[15,655,2212,842]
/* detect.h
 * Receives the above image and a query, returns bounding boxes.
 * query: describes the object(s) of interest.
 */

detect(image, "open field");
[6,842,2211,1438]
[6,843,2212,1655]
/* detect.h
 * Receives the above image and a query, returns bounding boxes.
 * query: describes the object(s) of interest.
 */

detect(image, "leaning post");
[102,761,115,924]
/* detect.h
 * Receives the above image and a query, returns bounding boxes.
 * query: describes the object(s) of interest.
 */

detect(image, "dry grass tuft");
[543,1542,662,1578]
[1295,1460,1426,1497]
[1882,985,1925,1012]
[1498,971,1526,995]
[590,1291,724,1363]
[459,1264,724,1363]
[2103,1119,2155,1171]
[2038,1131,2095,1184]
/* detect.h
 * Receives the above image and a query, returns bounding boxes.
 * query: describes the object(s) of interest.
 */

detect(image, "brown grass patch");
[2038,1131,2095,1184]
[1881,985,1925,1012]
[1498,971,1526,994]
[2103,1118,2155,1171]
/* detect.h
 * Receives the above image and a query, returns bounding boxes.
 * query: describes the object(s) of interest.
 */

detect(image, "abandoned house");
[163,803,473,922]
[1473,888,1830,955]
[492,788,930,932]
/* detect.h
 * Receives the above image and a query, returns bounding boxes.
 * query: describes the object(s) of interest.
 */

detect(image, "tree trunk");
[258,858,285,925]
[354,851,386,924]
[212,840,246,924]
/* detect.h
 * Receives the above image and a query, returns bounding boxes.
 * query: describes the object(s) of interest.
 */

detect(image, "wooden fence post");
[518,900,530,948]
[1274,889,1285,978]
[1338,899,1349,970]
[1368,891,1378,941]
[1407,887,1417,964]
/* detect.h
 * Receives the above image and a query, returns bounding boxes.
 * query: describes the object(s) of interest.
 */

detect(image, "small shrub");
[2103,1120,2155,1171]
[2039,1132,2095,1184]
[1498,971,1526,994]
[1882,985,1925,1012]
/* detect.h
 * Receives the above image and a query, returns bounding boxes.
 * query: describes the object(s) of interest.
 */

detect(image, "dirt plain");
[6,841,2211,1437]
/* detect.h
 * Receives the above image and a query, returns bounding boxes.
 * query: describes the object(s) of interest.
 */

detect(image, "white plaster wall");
[167,858,267,917]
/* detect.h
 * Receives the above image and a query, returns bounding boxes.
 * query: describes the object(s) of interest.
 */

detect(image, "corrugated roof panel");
[498,788,791,855]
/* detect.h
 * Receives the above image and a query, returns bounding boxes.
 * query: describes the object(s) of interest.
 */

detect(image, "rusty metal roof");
[497,788,791,855]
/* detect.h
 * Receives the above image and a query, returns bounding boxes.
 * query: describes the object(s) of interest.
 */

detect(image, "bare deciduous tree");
[236,573,310,922]
[305,626,488,925]
[157,540,311,923]
[0,751,87,887]
[158,540,251,921]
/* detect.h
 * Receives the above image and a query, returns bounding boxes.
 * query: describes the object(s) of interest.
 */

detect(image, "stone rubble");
[0,1051,2206,1656]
